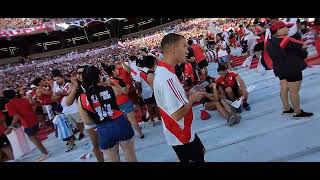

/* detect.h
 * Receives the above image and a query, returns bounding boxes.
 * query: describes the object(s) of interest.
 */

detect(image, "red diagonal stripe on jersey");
[159,107,193,144]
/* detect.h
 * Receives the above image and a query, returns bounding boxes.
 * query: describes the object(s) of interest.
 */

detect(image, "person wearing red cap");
[266,21,313,118]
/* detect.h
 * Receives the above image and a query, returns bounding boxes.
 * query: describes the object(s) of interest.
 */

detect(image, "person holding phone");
[154,33,206,162]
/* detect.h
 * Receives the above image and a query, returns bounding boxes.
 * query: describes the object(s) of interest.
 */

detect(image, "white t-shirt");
[53,82,78,114]
[154,62,195,146]
[217,41,229,58]
[135,69,153,100]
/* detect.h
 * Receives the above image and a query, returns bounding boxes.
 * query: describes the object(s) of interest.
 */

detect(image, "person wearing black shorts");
[172,134,205,162]
[267,21,313,118]
[197,59,209,70]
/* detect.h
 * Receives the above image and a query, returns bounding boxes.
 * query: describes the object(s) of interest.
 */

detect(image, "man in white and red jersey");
[154,33,206,162]
[52,70,85,140]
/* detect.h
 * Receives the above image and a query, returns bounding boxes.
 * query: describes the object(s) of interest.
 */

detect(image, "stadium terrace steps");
[14,61,320,162]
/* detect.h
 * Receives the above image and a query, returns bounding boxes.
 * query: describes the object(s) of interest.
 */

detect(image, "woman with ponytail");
[77,65,137,162]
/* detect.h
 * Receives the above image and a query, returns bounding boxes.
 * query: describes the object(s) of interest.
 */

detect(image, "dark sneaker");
[228,115,238,126]
[78,133,85,141]
[142,116,148,122]
[73,128,80,134]
[293,110,313,119]
[140,134,145,140]
[282,107,294,114]
[243,103,251,111]
[235,106,243,113]
[66,144,77,152]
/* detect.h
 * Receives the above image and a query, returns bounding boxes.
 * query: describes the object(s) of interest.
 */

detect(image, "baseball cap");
[271,21,294,32]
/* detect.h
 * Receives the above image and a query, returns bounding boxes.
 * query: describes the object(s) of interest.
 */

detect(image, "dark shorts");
[197,59,209,69]
[0,134,10,148]
[63,135,75,142]
[24,124,39,136]
[119,100,135,114]
[221,85,241,99]
[143,96,156,105]
[185,77,193,87]
[97,115,134,150]
[172,134,205,162]
[35,106,44,115]
[279,72,303,82]
[254,42,264,52]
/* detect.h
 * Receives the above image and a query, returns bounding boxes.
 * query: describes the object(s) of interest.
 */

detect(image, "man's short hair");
[187,39,193,45]
[52,69,63,78]
[32,77,43,86]
[3,89,16,100]
[160,33,185,52]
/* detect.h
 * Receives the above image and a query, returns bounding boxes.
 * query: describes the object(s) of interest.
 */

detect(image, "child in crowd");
[53,104,76,152]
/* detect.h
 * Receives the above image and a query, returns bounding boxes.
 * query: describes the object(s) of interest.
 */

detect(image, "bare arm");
[5,114,22,134]
[123,84,130,95]
[121,62,132,73]
[37,88,52,96]
[171,92,205,121]
[236,76,246,89]
[65,84,78,106]
[77,98,95,126]
[147,74,155,90]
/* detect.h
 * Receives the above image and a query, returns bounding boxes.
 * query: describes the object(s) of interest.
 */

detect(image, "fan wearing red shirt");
[33,77,55,121]
[216,65,251,112]
[106,65,144,139]
[4,89,49,162]
[188,39,209,81]
[0,111,14,162]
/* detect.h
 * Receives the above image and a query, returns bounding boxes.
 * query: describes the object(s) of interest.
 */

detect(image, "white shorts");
[65,113,83,125]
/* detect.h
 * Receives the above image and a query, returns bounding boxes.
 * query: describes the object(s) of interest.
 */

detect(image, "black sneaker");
[140,134,145,140]
[243,103,251,111]
[73,128,80,134]
[142,116,148,122]
[293,110,313,119]
[282,107,294,114]
[78,133,85,141]
[235,106,243,113]
[66,144,77,152]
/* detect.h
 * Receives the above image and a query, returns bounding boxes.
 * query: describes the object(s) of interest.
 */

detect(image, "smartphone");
[192,81,210,91]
